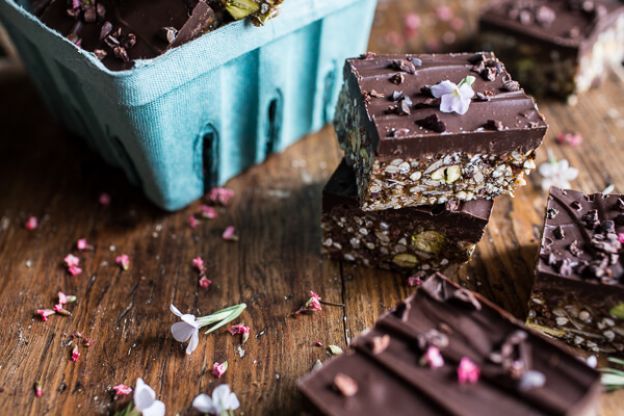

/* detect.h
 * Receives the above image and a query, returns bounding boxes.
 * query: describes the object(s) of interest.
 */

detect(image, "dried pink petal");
[115,254,130,271]
[209,187,235,206]
[422,346,445,369]
[436,5,453,21]
[35,309,56,321]
[227,324,250,336]
[76,238,92,251]
[58,291,77,305]
[25,216,38,231]
[407,276,423,287]
[198,276,213,289]
[99,192,111,206]
[222,225,239,241]
[53,304,72,316]
[200,205,218,219]
[68,265,83,277]
[71,345,80,362]
[211,361,228,378]
[618,233,624,244]
[188,215,200,229]
[64,254,80,268]
[555,131,583,147]
[404,13,421,31]
[112,384,133,397]
[34,382,43,398]
[457,356,480,384]
[305,291,322,312]
[192,256,205,273]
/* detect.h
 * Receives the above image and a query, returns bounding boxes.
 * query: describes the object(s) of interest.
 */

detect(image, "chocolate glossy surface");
[343,52,547,156]
[298,273,601,416]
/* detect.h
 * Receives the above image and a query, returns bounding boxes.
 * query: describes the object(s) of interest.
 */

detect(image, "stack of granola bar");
[322,52,548,273]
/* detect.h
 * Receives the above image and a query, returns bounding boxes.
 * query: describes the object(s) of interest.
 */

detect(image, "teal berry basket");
[0,0,377,210]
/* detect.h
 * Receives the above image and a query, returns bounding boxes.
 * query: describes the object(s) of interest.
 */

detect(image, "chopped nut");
[411,231,445,254]
[392,253,419,268]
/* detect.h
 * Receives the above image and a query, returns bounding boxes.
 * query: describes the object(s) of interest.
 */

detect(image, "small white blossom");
[170,304,200,355]
[193,384,240,415]
[170,303,247,356]
[133,378,165,416]
[430,76,476,115]
[538,153,579,191]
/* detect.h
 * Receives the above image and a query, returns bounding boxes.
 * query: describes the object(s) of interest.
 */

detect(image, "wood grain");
[1,1,624,413]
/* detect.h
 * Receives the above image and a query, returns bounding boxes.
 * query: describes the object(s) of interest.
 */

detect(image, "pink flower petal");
[209,187,235,206]
[222,226,239,241]
[70,345,80,362]
[436,5,453,21]
[192,256,205,273]
[198,276,213,289]
[115,254,130,271]
[25,216,38,231]
[64,254,80,268]
[58,291,68,305]
[188,215,200,229]
[68,265,83,277]
[34,383,43,398]
[619,233,624,244]
[112,384,133,397]
[200,205,218,219]
[35,309,56,321]
[404,13,421,31]
[555,131,583,147]
[211,361,228,378]
[407,276,423,287]
[457,356,480,384]
[76,238,92,251]
[227,324,250,336]
[99,193,111,206]
[423,346,445,369]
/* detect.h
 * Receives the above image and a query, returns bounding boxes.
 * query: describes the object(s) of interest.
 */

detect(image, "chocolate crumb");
[333,373,358,397]
[389,73,405,85]
[502,80,521,92]
[483,119,504,131]
[160,27,178,44]
[546,207,559,219]
[416,114,446,133]
[389,59,417,75]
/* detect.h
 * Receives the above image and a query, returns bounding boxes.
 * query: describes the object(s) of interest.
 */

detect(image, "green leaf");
[197,303,247,335]
[609,303,624,320]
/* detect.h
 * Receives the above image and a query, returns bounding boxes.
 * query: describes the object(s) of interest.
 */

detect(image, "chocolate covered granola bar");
[334,52,547,210]
[527,187,624,353]
[479,0,624,100]
[321,160,493,272]
[298,273,601,416]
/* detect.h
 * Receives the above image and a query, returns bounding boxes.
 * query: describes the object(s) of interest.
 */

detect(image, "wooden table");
[1,6,624,416]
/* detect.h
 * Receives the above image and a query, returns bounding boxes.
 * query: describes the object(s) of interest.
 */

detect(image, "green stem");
[197,303,247,335]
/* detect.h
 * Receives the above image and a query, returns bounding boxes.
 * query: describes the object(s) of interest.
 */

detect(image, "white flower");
[133,378,165,416]
[538,154,578,191]
[430,76,476,115]
[170,304,200,355]
[193,384,240,415]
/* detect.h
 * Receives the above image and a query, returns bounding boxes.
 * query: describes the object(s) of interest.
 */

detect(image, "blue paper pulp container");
[0,0,377,210]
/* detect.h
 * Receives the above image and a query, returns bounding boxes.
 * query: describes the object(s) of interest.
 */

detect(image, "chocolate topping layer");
[480,0,624,53]
[537,187,624,287]
[343,52,547,157]
[36,0,226,71]
[323,160,493,223]
[298,273,600,416]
